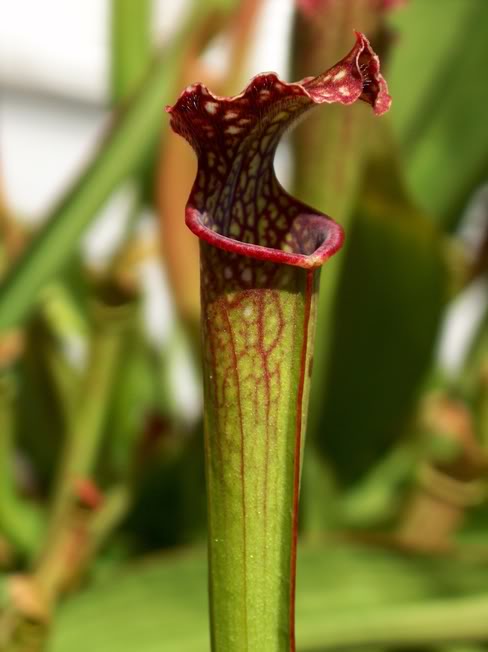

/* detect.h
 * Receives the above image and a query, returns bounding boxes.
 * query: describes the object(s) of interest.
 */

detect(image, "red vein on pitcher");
[167,31,390,272]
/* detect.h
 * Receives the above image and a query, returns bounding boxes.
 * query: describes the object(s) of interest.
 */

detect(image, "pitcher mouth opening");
[169,31,390,273]
[186,207,344,270]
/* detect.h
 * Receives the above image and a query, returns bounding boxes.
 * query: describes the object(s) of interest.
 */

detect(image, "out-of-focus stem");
[397,393,487,552]
[111,0,152,103]
[36,487,130,600]
[110,0,152,251]
[0,292,136,650]
[220,0,263,96]
[0,168,25,268]
[157,113,201,330]
[0,489,130,652]
[291,1,386,535]
[39,294,133,592]
[292,0,379,221]
[0,370,39,559]
[477,360,488,448]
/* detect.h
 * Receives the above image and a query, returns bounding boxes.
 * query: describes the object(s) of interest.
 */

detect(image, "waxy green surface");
[168,31,390,651]
[202,248,318,650]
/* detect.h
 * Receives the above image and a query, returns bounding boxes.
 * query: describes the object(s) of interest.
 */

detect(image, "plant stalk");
[0,371,40,559]
[202,258,320,651]
[39,295,134,600]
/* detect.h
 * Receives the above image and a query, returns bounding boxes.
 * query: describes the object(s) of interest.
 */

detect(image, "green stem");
[0,373,40,558]
[47,486,131,594]
[290,0,383,534]
[0,301,135,650]
[111,0,152,103]
[89,485,130,547]
[38,296,134,602]
[203,262,319,651]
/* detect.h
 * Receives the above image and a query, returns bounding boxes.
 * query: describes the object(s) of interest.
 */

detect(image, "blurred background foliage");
[1,0,488,650]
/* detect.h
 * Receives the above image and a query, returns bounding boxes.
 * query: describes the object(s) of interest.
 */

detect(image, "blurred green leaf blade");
[0,12,199,332]
[50,544,488,652]
[388,0,488,225]
[314,146,450,484]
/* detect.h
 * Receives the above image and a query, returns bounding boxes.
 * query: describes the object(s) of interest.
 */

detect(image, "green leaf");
[290,1,395,486]
[315,146,449,485]
[388,0,488,225]
[50,544,488,652]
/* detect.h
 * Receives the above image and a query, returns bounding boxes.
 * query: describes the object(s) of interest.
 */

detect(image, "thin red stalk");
[289,268,314,651]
